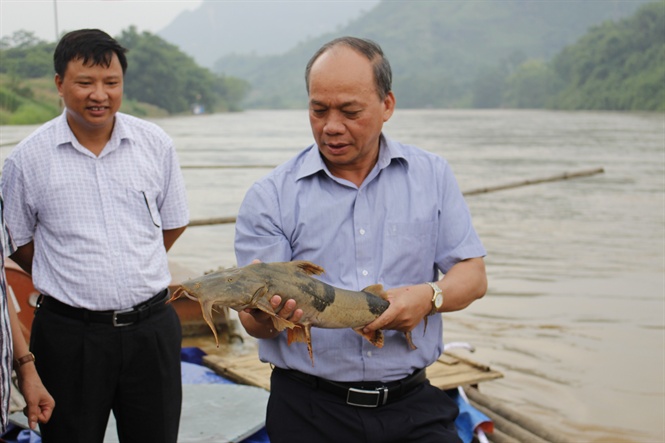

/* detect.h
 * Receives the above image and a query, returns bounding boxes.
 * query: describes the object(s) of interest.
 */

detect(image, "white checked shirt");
[1,112,189,310]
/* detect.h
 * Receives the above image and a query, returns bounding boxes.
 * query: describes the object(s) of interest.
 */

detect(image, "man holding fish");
[234,37,487,442]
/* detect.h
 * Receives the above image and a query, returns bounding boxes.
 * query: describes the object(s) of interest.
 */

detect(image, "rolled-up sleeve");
[1,159,36,247]
[235,180,293,266]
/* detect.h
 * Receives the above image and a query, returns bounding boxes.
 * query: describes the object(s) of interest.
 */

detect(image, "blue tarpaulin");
[450,387,494,443]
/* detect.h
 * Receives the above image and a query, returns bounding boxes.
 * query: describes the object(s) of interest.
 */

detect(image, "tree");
[503,60,562,108]
[118,27,249,114]
[550,1,665,111]
[0,31,55,78]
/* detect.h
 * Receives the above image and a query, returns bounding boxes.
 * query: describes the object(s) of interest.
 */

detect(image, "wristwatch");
[427,282,443,316]
[14,352,35,369]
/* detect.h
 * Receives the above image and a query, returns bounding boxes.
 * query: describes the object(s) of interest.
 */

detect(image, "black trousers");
[30,302,182,443]
[267,367,462,443]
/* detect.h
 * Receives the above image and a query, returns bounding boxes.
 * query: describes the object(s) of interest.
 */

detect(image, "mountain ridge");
[159,0,650,108]
[158,0,380,68]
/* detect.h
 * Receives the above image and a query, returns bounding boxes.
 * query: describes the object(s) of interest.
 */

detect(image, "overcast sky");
[0,0,203,42]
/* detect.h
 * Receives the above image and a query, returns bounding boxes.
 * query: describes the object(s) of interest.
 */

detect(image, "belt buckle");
[346,387,388,408]
[112,307,135,327]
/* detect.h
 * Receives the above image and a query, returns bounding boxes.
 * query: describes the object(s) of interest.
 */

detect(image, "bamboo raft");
[202,349,572,443]
[202,350,503,392]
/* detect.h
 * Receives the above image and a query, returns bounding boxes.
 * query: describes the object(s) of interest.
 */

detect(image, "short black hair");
[305,36,392,100]
[54,29,128,78]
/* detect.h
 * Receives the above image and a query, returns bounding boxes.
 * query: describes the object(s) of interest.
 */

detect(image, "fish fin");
[352,328,416,351]
[292,260,325,276]
[167,287,184,303]
[353,328,385,348]
[169,286,199,303]
[269,314,296,331]
[361,284,388,300]
[201,299,220,347]
[286,325,316,366]
[405,331,417,350]
[286,325,307,344]
[305,325,314,366]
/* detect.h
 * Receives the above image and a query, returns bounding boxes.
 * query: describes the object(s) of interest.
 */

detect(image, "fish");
[169,260,416,364]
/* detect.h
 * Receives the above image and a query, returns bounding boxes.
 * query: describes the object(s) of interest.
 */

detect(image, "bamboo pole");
[485,428,521,443]
[462,167,604,196]
[188,216,237,227]
[181,165,277,169]
[465,387,574,443]
[187,167,605,227]
[469,399,551,443]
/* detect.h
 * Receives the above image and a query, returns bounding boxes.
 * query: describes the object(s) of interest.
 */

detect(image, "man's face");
[308,46,394,181]
[55,52,123,136]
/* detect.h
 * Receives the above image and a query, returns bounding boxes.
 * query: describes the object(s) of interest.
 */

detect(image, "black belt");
[37,289,169,327]
[274,367,427,408]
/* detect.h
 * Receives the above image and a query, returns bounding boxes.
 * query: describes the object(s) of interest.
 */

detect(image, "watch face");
[434,292,443,308]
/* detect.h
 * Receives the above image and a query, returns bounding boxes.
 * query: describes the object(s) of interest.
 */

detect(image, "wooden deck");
[202,350,503,392]
[201,352,574,443]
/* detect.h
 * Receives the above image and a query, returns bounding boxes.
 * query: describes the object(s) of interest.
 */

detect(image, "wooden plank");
[429,352,503,390]
[203,351,502,392]
[204,354,272,391]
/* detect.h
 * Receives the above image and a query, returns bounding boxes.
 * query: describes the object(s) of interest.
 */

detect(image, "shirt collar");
[296,134,408,182]
[53,110,132,157]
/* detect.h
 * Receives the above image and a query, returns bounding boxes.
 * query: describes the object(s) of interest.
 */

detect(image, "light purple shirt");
[1,111,189,310]
[235,134,486,382]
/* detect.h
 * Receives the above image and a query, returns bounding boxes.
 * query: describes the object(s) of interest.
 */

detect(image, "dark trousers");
[267,367,462,443]
[30,302,182,443]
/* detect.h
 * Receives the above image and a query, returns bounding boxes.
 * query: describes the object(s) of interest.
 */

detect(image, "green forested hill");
[215,0,656,110]
[1,0,661,122]
[547,1,664,111]
[0,28,250,124]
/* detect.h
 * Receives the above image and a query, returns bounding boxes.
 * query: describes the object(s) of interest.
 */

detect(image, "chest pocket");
[383,221,437,284]
[127,188,162,229]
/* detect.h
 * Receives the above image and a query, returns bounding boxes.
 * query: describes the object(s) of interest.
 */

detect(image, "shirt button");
[362,270,368,276]
[359,228,366,235]
[367,351,373,357]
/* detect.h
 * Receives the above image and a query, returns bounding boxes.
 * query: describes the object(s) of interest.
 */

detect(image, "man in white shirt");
[1,29,189,443]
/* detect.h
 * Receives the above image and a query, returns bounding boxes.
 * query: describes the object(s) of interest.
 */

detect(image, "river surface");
[1,109,663,442]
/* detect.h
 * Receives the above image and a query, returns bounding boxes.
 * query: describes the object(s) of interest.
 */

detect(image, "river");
[1,109,663,442]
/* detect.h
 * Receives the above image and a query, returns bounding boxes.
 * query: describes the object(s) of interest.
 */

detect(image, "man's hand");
[17,365,55,430]
[238,259,304,338]
[362,284,432,335]
[362,257,487,335]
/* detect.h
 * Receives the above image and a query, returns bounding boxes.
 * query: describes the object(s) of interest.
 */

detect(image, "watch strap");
[14,352,35,369]
[427,282,442,316]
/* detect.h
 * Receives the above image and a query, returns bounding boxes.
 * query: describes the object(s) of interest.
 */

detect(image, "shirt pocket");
[126,188,162,229]
[383,221,437,284]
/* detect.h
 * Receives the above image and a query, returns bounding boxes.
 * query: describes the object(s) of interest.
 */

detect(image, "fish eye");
[226,277,234,283]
